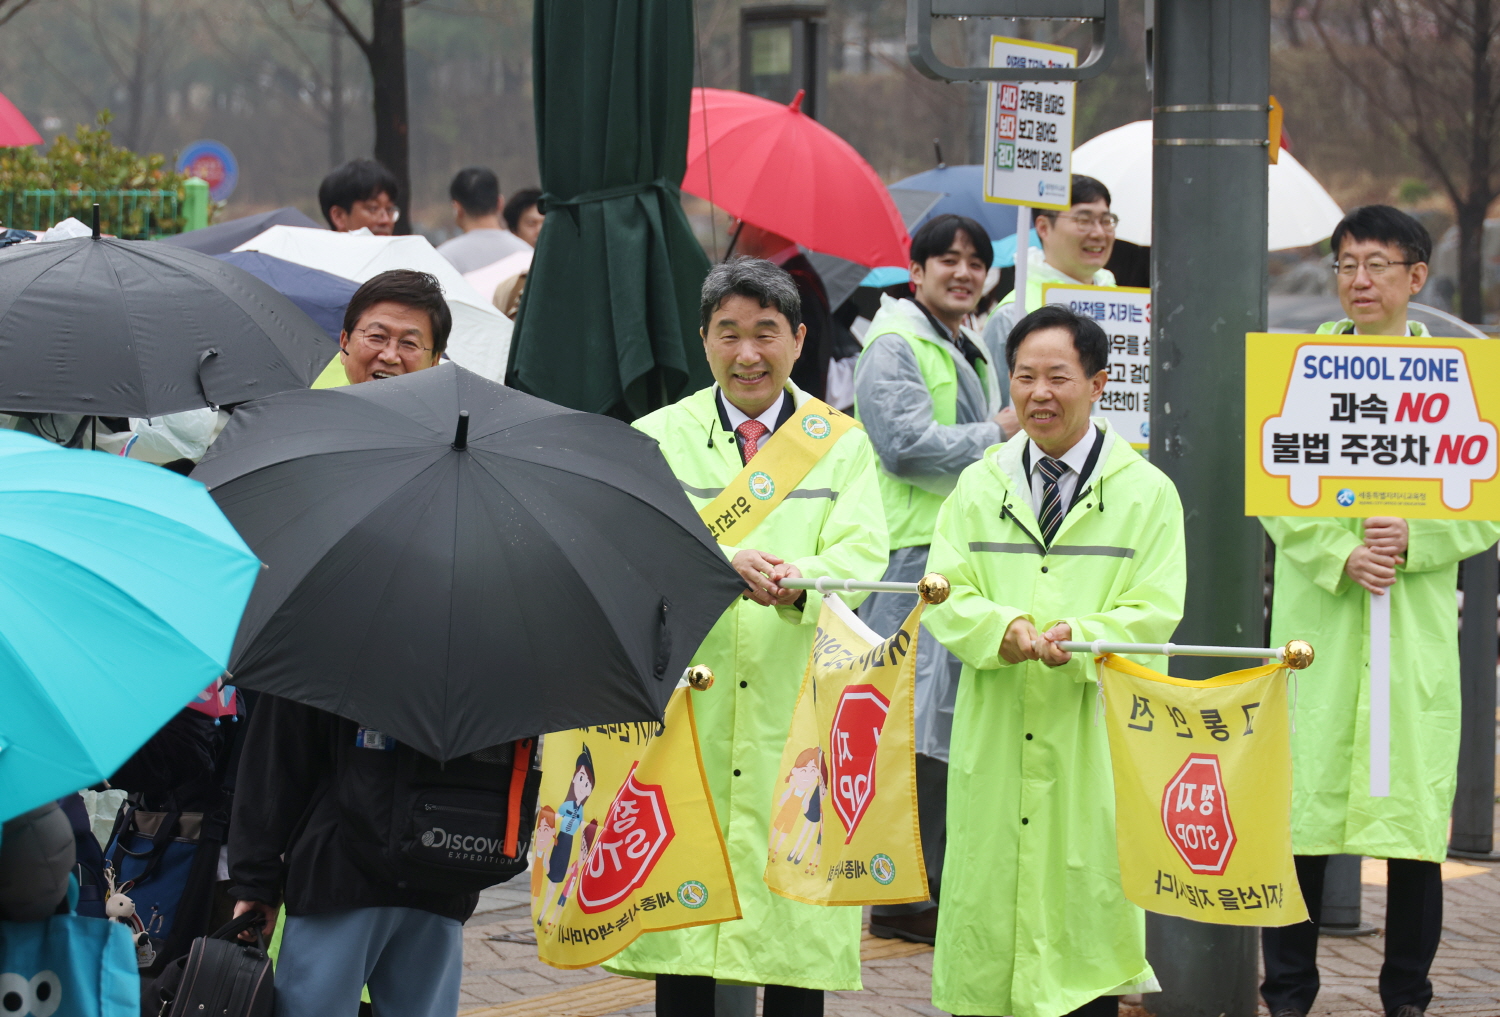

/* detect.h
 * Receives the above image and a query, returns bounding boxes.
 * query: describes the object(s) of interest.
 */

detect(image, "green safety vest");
[855,309,989,551]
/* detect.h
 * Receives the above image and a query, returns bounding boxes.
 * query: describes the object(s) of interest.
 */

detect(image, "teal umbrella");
[507,0,711,420]
[0,431,260,822]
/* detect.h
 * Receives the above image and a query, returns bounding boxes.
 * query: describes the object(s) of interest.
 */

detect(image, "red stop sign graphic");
[829,684,890,843]
[577,764,674,913]
[1161,753,1236,875]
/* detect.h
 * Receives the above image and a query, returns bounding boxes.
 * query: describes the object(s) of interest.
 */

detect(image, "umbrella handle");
[195,348,221,408]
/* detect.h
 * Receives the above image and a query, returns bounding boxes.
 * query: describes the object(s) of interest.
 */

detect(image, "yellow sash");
[698,397,859,545]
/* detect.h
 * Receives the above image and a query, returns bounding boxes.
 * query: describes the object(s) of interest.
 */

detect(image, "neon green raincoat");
[1263,317,1500,862]
[923,419,1185,1017]
[606,383,889,991]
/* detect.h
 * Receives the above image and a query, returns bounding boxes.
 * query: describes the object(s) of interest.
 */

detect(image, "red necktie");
[736,419,770,462]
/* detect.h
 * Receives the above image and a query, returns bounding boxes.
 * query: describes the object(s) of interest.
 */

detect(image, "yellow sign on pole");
[1100,655,1307,927]
[763,596,928,906]
[1244,331,1500,519]
[533,686,740,969]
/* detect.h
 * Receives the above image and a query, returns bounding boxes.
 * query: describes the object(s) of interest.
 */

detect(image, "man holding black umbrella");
[227,270,460,1017]
[605,259,889,1016]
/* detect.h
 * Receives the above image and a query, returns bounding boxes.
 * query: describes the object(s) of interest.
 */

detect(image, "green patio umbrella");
[507,0,711,420]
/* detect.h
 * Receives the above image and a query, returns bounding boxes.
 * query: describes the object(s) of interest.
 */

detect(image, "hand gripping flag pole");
[776,575,1317,670]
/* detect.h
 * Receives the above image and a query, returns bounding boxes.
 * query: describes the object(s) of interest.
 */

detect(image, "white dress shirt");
[720,389,785,435]
[1027,427,1100,520]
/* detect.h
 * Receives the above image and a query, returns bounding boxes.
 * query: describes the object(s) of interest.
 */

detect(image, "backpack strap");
[503,739,534,859]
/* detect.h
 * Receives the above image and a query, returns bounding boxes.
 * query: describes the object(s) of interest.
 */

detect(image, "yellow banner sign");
[533,686,740,969]
[1244,331,1500,519]
[1100,655,1307,927]
[699,397,859,545]
[764,596,928,906]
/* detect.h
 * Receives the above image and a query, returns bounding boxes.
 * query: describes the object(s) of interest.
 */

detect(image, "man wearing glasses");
[982,175,1118,369]
[318,270,449,386]
[318,159,402,236]
[1259,205,1500,1017]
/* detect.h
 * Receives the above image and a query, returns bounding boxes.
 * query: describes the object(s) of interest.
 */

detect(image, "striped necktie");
[1037,456,1070,545]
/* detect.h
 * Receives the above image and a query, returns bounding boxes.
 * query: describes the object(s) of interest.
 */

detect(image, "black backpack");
[151,912,273,1017]
[337,735,541,896]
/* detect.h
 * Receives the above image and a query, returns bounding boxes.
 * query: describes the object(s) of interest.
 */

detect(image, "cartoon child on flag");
[769,747,821,862]
[538,745,594,928]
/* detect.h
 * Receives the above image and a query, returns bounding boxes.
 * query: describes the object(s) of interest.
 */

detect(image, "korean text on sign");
[1043,284,1150,448]
[1244,333,1500,519]
[984,36,1076,211]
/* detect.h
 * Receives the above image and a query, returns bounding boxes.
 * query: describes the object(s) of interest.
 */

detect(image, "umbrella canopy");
[236,226,513,384]
[0,237,338,417]
[216,251,359,342]
[1073,120,1344,250]
[890,164,1023,245]
[159,207,323,255]
[0,431,259,821]
[0,92,41,147]
[508,0,710,420]
[682,88,909,268]
[464,248,533,305]
[192,364,744,761]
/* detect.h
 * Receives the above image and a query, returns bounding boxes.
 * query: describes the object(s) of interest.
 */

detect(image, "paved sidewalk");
[461,813,1500,1016]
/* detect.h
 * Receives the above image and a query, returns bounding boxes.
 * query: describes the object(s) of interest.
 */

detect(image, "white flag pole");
[1013,205,1030,309]
[1368,588,1392,797]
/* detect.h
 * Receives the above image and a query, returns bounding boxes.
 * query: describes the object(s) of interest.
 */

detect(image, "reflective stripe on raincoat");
[923,419,1184,1017]
[605,383,889,991]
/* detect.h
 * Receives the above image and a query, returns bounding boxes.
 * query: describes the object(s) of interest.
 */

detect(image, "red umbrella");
[0,93,41,147]
[682,88,910,268]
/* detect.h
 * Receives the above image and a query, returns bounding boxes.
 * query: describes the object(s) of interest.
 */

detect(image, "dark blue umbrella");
[215,251,359,342]
[888,164,1040,270]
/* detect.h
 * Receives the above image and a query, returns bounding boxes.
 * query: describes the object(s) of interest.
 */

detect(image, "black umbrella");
[158,206,323,256]
[0,236,337,417]
[192,363,744,760]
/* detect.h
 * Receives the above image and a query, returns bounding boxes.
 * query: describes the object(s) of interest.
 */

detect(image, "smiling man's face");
[1010,325,1107,458]
[702,293,805,418]
[1036,198,1115,284]
[339,301,438,384]
[1336,236,1428,336]
[910,229,986,331]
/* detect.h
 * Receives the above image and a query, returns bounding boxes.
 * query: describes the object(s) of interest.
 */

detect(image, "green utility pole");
[1147,0,1269,1014]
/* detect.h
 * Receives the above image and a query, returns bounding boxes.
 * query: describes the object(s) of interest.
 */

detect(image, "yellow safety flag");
[764,595,928,906]
[533,685,740,969]
[1100,654,1307,927]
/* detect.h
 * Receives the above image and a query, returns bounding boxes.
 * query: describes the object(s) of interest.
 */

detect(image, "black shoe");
[868,909,937,945]
[1271,1009,1306,1017]
[1390,1007,1424,1017]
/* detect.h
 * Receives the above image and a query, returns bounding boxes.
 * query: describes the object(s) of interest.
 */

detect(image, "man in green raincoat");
[924,304,1185,1017]
[1260,205,1500,1017]
[606,258,889,1016]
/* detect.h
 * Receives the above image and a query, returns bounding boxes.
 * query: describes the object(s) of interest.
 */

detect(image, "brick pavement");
[461,813,1500,1016]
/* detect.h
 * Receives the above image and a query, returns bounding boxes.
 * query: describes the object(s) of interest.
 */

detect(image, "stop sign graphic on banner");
[1161,754,1237,875]
[829,684,890,843]
[577,765,675,913]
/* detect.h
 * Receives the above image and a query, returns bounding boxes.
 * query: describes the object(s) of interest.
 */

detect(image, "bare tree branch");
[318,0,370,56]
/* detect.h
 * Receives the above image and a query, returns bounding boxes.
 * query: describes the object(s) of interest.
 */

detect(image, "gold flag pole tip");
[685,665,715,690]
[1280,640,1315,670]
[916,573,951,605]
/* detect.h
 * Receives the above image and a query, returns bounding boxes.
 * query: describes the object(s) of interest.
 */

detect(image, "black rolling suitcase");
[150,911,273,1017]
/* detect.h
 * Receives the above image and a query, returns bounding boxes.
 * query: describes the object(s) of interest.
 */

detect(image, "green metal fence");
[0,189,184,238]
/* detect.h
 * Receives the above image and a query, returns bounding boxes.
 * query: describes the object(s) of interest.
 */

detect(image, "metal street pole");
[1147,0,1269,1014]
[1450,545,1500,859]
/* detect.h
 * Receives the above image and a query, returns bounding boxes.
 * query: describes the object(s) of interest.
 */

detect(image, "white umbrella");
[1072,120,1345,251]
[234,226,513,382]
[463,249,533,306]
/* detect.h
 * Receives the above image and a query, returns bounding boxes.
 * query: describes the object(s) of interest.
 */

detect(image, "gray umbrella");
[192,363,745,760]
[0,236,336,417]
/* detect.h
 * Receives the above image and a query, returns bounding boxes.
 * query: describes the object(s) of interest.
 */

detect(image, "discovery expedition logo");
[419,827,504,862]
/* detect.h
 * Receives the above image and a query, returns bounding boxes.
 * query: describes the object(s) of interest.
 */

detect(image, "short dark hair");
[1034,173,1112,223]
[699,258,802,332]
[1330,204,1432,266]
[319,159,399,227]
[910,214,994,271]
[503,188,543,232]
[342,270,454,357]
[449,167,501,218]
[1006,304,1109,377]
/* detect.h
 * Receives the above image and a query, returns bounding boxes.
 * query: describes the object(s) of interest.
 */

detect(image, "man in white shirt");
[436,167,530,274]
[982,175,1118,370]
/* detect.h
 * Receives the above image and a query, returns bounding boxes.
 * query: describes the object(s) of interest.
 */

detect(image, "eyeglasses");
[1046,212,1119,231]
[351,327,431,357]
[354,199,401,223]
[1332,258,1415,277]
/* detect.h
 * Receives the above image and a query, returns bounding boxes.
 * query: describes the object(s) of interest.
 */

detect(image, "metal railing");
[0,189,184,238]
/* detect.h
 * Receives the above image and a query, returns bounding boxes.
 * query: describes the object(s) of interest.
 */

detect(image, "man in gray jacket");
[852,214,1017,944]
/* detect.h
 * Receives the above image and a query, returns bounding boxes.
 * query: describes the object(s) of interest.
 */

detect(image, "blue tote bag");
[0,910,137,1017]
